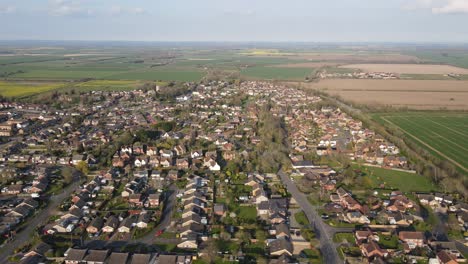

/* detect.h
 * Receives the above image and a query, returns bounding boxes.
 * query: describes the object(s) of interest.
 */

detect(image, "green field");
[0,81,65,98]
[357,165,438,192]
[373,112,468,174]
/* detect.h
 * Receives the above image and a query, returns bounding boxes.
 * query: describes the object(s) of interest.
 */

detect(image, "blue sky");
[1,0,468,42]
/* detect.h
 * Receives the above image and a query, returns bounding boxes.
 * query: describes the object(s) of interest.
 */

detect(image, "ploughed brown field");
[303,79,468,110]
[339,64,468,74]
[286,53,421,63]
[269,62,340,68]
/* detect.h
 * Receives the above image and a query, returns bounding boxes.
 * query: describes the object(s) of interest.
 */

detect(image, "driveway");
[278,170,341,264]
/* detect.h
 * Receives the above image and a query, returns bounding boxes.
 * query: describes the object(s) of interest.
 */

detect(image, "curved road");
[279,170,341,264]
[0,176,81,263]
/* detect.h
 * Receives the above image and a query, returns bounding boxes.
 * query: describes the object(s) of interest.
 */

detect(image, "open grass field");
[339,64,468,74]
[304,79,468,110]
[0,81,65,98]
[356,165,439,192]
[372,112,468,174]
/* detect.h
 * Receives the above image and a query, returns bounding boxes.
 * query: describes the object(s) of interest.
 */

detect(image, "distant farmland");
[373,112,468,173]
[241,66,313,80]
[0,81,64,98]
[305,79,468,110]
[339,64,468,74]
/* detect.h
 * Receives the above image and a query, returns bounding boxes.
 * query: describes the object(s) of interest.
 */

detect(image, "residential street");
[140,183,179,244]
[0,176,80,263]
[278,170,341,264]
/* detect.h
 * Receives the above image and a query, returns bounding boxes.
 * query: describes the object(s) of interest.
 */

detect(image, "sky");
[1,0,468,43]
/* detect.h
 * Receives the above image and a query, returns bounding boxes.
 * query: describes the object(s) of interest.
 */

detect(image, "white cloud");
[109,5,147,16]
[48,0,94,17]
[404,0,468,14]
[432,0,468,14]
[0,5,16,14]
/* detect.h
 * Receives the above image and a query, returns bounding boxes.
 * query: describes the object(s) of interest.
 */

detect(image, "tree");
[200,239,219,263]
[75,161,89,175]
[61,166,73,185]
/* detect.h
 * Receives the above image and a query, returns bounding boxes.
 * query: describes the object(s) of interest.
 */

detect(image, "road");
[0,176,81,263]
[140,183,178,244]
[278,170,341,264]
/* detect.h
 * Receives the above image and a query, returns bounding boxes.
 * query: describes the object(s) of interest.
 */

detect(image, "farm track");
[381,116,468,173]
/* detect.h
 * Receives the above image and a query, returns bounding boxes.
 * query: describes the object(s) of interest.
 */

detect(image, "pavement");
[278,170,342,264]
[0,175,81,263]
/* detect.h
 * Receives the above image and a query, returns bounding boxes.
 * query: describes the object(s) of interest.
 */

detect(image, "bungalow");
[118,216,136,233]
[437,250,459,264]
[179,222,205,237]
[177,236,198,249]
[269,237,294,256]
[107,252,129,264]
[83,249,109,264]
[86,217,103,234]
[345,211,370,224]
[64,248,87,264]
[136,212,151,228]
[360,241,388,259]
[182,214,203,227]
[102,216,119,233]
[6,205,31,219]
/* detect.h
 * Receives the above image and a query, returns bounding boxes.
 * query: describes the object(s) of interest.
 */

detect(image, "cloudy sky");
[1,0,468,42]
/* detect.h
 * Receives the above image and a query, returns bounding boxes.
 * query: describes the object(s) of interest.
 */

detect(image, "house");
[6,205,32,219]
[191,150,203,159]
[136,212,151,228]
[213,203,226,217]
[160,149,173,158]
[118,216,136,233]
[182,213,203,227]
[176,158,189,170]
[106,252,129,264]
[437,250,459,264]
[167,170,179,181]
[398,231,425,249]
[129,194,143,207]
[130,253,154,264]
[177,234,198,249]
[134,158,147,168]
[102,215,119,233]
[345,211,370,224]
[86,217,103,234]
[83,249,109,264]
[273,223,290,239]
[64,248,87,264]
[269,237,294,256]
[360,241,388,259]
[208,160,221,171]
[71,155,84,166]
[148,193,160,207]
[174,145,187,156]
[179,222,205,237]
